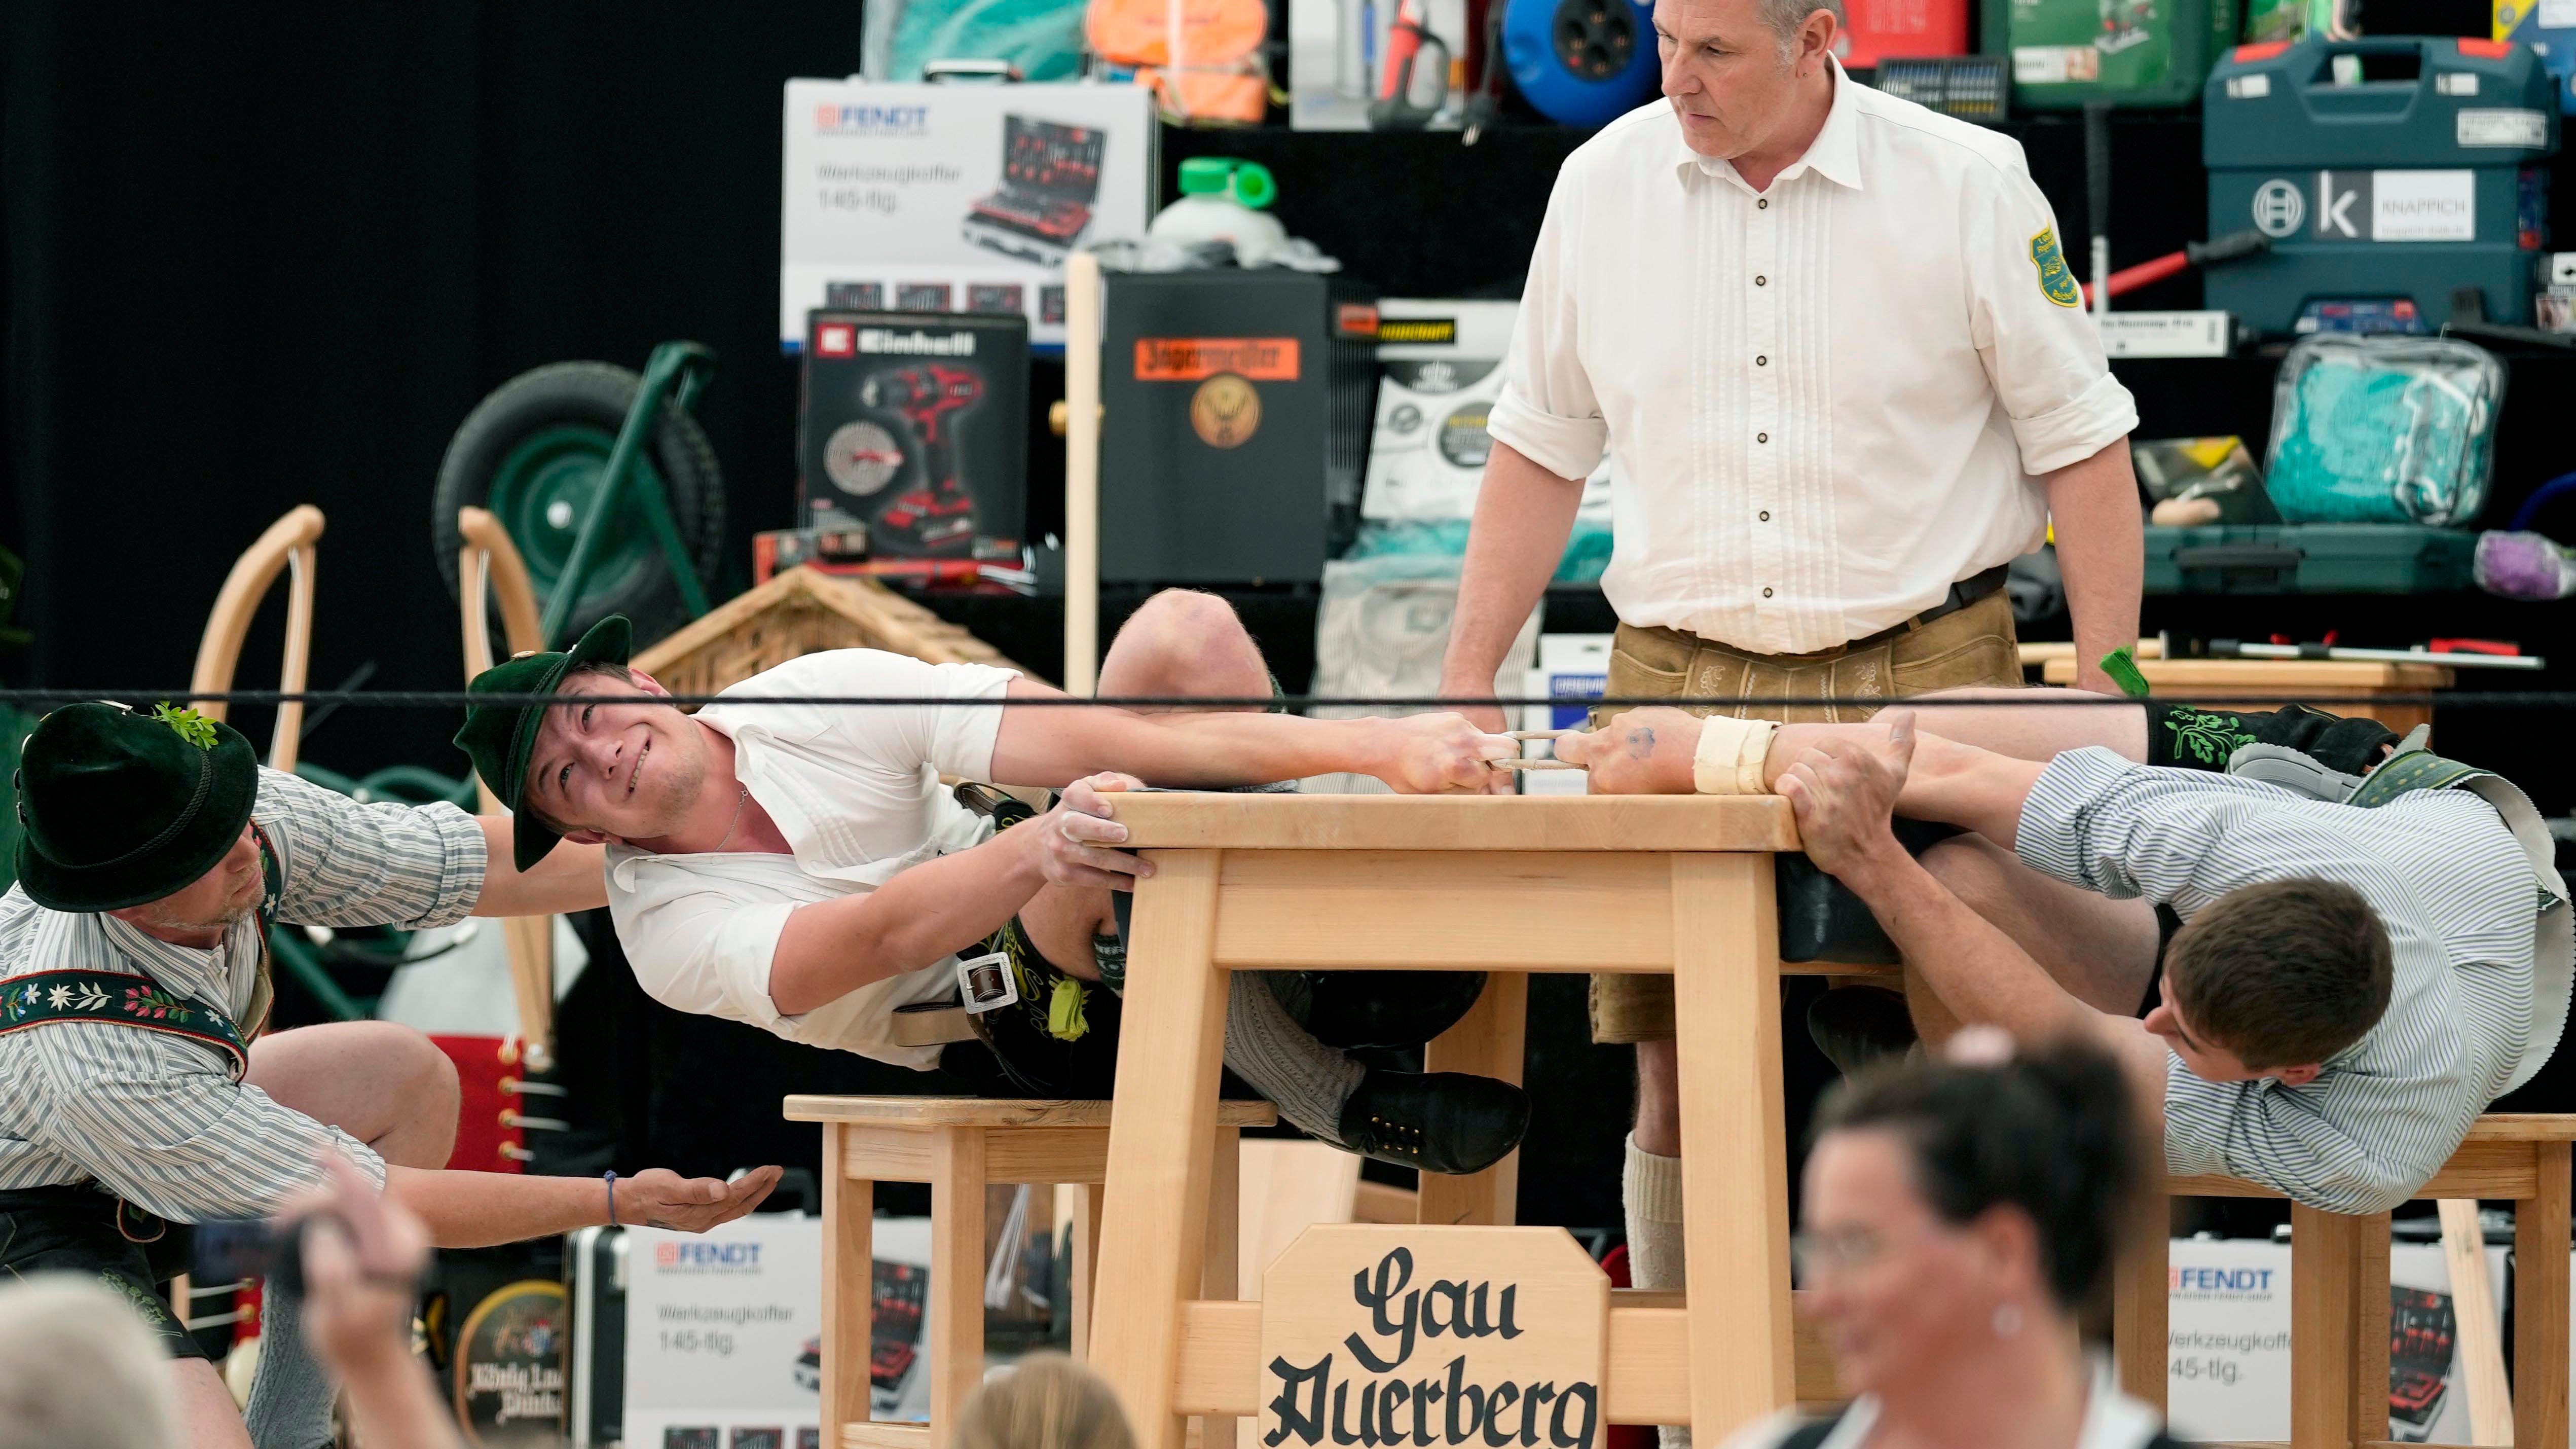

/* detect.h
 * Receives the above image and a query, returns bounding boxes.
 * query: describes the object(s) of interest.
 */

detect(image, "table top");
[1114,791,1800,852]
[2040,658,2454,689]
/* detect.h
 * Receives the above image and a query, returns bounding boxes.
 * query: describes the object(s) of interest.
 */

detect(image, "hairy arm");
[470,820,608,917]
[987,681,1505,793]
[1438,442,1587,732]
[2045,440,2145,697]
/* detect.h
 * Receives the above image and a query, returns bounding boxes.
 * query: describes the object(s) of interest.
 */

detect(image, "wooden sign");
[1258,1225,1608,1449]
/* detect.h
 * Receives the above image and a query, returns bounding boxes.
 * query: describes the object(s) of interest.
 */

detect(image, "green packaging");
[1983,0,2241,108]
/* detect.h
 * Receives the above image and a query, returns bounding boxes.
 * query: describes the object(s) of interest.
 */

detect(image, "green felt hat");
[14,702,260,913]
[455,614,633,872]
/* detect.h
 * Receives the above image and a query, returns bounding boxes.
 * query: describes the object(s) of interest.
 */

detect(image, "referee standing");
[1437,0,2145,1375]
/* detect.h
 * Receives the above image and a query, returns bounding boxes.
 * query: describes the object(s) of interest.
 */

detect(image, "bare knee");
[375,1024,459,1169]
[1102,590,1268,702]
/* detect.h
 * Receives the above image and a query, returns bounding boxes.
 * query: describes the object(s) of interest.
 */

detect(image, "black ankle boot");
[1337,1069,1531,1175]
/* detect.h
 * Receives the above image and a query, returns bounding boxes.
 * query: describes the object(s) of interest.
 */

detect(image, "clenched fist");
[1372,713,1517,793]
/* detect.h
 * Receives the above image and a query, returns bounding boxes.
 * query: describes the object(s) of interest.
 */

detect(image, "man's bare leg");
[174,1357,255,1449]
[1767,686,2148,775]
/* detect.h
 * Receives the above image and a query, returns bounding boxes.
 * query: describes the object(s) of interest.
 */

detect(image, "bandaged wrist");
[1690,715,1778,795]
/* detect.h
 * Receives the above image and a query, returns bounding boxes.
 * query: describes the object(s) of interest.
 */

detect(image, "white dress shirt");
[1489,61,2139,656]
[604,648,1018,1068]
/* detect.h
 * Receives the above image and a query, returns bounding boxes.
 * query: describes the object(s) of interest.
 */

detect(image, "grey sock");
[1223,971,1365,1142]
[244,1281,338,1449]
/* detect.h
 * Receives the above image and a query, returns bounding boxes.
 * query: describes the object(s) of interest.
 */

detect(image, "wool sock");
[1624,1135,1691,1449]
[244,1281,337,1449]
[1223,971,1366,1142]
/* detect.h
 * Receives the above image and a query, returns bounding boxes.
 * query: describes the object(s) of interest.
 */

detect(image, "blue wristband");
[605,1170,619,1227]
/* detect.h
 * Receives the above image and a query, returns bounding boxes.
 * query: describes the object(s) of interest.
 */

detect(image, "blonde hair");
[953,1355,1136,1449]
[0,1275,182,1449]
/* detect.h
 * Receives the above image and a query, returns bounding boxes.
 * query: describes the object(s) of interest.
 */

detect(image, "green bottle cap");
[1175,157,1277,209]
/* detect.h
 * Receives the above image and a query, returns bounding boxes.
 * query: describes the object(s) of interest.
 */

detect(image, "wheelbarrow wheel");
[431,361,726,647]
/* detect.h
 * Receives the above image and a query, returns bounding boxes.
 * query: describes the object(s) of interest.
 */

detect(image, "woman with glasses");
[1734,1031,2172,1449]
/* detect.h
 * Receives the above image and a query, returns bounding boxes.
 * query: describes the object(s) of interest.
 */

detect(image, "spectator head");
[1797,1035,2143,1398]
[0,1274,182,1449]
[953,1353,1136,1449]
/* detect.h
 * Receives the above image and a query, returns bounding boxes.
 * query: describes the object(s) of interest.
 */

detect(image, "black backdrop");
[10,5,2576,1233]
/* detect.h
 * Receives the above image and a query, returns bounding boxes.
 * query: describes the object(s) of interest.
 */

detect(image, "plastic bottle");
[1147,158,1291,268]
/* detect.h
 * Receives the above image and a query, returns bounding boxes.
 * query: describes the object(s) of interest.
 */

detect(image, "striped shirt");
[2018,747,2551,1214]
[0,768,485,1220]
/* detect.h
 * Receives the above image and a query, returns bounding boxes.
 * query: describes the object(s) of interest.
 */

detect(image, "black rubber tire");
[431,360,726,647]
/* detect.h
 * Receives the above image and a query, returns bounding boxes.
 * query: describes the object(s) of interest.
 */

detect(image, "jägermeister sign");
[1259,1226,1608,1449]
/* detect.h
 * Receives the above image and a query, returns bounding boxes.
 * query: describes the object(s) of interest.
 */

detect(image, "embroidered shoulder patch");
[2029,227,2082,308]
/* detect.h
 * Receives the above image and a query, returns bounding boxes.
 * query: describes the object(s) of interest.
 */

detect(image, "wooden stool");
[784,1096,1277,1449]
[1079,792,1815,1448]
[2111,1113,2576,1449]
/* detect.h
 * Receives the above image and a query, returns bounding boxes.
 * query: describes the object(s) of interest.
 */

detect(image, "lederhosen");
[0,822,281,1358]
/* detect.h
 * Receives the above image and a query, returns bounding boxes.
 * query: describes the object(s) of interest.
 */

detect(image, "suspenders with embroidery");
[0,820,282,1082]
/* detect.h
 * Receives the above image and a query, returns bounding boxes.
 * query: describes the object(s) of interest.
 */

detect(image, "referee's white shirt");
[1488,59,2140,657]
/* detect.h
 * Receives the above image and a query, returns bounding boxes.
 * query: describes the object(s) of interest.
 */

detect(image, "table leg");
[2289,1203,2359,1449]
[2112,1190,2169,1417]
[930,1127,989,1449]
[2517,1142,2571,1449]
[1090,850,1231,1449]
[1669,853,1792,1436]
[1204,1125,1244,1449]
[1419,971,1529,1227]
[1071,1182,1106,1359]
[820,1124,876,1449]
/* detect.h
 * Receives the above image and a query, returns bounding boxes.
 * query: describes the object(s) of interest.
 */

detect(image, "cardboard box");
[780,81,1156,350]
[798,310,1028,561]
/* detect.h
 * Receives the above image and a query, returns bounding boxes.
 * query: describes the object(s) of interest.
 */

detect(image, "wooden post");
[1418,971,1529,1227]
[2290,1204,2360,1449]
[2113,1188,2170,1416]
[819,1124,876,1449]
[2354,1212,2391,1445]
[1669,853,1793,1435]
[1070,1182,1107,1360]
[930,1127,989,1449]
[1088,851,1231,1449]
[2439,1199,2512,1444]
[2517,1142,2571,1449]
[1062,252,1104,698]
[1203,1126,1244,1449]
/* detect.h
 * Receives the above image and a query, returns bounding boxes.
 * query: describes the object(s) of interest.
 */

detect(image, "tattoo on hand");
[646,1217,682,1231]
[1626,727,1656,761]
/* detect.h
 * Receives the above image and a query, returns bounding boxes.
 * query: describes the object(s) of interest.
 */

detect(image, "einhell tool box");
[2142,523,2478,592]
[1984,0,2237,109]
[799,309,1028,561]
[1098,271,1380,585]
[2203,35,2558,337]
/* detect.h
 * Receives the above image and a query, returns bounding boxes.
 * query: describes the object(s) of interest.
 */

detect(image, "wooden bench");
[784,1096,1277,1449]
[2111,1114,2576,1449]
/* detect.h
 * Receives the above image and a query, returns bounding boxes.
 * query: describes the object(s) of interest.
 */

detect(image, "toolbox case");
[2144,523,2477,593]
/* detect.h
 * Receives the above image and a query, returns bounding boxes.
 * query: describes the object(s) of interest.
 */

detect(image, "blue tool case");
[2203,35,2558,336]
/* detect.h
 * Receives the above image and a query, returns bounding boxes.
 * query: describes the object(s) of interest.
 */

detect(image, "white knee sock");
[1623,1135,1691,1449]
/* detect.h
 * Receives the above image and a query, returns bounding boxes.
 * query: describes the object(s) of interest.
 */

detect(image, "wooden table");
[2038,658,2454,740]
[1082,793,1826,1449]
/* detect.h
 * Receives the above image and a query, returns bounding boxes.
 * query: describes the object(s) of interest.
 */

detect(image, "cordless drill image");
[863,364,985,556]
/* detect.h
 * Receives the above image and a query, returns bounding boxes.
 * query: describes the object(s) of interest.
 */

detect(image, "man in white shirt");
[458,593,1532,1175]
[1437,0,2145,1338]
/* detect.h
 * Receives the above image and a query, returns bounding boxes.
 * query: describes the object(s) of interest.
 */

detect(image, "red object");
[2458,36,2513,57]
[1839,0,1969,66]
[434,1035,530,1172]
[1378,0,1437,102]
[2234,39,2293,60]
[2431,637,2522,656]
[2079,249,2194,306]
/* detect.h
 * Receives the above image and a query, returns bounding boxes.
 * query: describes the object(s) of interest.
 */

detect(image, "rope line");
[0,688,2569,712]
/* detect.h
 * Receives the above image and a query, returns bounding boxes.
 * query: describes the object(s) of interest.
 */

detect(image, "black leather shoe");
[1302,971,1490,1049]
[1805,986,1919,1077]
[1337,1069,1531,1175]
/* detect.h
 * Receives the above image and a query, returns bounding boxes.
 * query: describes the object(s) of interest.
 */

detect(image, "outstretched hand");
[1773,711,1916,878]
[1549,707,1704,794]
[1379,713,1517,793]
[615,1165,782,1233]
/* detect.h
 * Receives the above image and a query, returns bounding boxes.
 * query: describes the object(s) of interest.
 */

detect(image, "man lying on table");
[456,591,1531,1176]
[4,702,778,1449]
[1557,692,2568,1215]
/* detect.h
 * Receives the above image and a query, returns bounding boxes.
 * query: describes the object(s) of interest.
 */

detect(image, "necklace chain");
[712,784,753,852]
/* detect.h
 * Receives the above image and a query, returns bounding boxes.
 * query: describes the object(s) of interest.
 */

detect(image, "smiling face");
[1653,0,1832,161]
[1797,1128,2036,1395]
[520,667,711,846]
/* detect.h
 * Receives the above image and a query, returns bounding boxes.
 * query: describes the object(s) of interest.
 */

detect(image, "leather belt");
[1838,564,2009,654]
